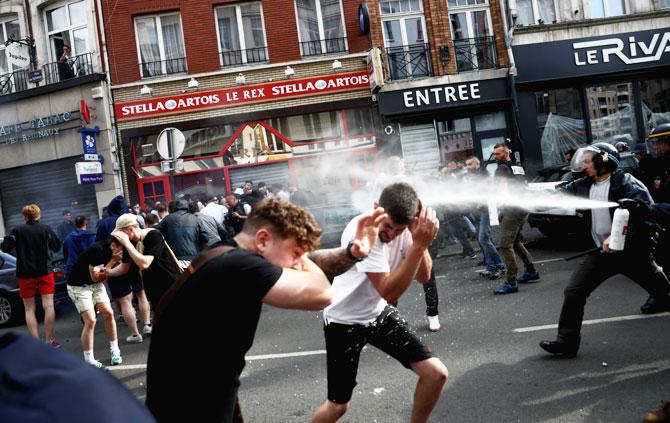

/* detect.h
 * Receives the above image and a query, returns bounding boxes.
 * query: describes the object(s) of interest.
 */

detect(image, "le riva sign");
[115,71,369,121]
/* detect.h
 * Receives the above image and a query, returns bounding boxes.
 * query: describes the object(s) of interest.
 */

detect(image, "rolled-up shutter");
[399,122,440,175]
[0,157,99,234]
[229,162,290,192]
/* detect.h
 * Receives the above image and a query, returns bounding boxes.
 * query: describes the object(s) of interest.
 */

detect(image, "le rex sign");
[115,71,370,121]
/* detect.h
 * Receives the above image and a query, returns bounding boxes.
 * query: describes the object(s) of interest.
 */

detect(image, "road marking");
[513,312,670,333]
[534,257,565,265]
[106,349,328,371]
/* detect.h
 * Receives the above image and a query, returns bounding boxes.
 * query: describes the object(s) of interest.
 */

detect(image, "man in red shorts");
[1,204,61,346]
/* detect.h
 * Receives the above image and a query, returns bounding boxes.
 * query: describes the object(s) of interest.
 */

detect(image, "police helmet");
[590,142,620,173]
[614,141,629,152]
[648,122,670,144]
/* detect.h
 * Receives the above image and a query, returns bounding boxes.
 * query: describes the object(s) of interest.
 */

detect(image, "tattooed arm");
[308,207,387,282]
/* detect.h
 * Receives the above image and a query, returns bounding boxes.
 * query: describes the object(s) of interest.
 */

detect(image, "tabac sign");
[115,71,370,121]
[513,28,670,84]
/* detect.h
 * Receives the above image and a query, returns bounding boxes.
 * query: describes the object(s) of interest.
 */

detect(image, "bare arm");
[111,231,154,270]
[367,244,426,303]
[262,255,332,310]
[415,249,432,283]
[106,262,130,278]
[308,247,359,282]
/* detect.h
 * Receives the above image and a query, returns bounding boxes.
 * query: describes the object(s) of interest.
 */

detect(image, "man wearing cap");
[110,214,179,306]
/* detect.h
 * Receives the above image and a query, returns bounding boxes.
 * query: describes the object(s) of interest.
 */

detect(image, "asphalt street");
[3,228,669,422]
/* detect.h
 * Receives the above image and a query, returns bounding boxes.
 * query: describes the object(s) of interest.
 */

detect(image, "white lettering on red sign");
[115,72,370,121]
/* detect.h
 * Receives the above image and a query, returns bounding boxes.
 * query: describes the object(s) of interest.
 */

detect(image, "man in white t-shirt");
[201,196,228,226]
[312,182,448,423]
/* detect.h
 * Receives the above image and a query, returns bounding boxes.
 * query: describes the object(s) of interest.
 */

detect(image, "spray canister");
[487,200,499,226]
[609,207,629,251]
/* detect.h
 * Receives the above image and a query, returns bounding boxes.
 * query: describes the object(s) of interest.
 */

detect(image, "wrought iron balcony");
[453,36,497,72]
[0,69,29,95]
[220,46,268,67]
[385,43,432,81]
[43,52,94,85]
[300,37,347,57]
[139,57,187,78]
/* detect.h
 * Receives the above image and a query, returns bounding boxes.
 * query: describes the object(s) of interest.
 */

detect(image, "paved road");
[3,229,669,422]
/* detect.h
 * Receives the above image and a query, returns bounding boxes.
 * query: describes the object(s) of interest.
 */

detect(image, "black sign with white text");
[513,28,670,84]
[377,78,509,115]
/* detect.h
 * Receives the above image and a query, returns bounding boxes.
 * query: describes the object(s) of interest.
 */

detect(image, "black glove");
[617,199,651,218]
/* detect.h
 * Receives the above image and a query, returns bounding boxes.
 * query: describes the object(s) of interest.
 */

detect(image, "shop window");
[215,3,268,67]
[449,4,496,72]
[515,0,557,26]
[662,0,670,8]
[345,108,377,137]
[474,111,506,131]
[437,118,473,163]
[135,13,187,77]
[586,82,636,147]
[227,123,292,164]
[270,111,342,143]
[587,0,625,18]
[295,0,347,56]
[535,88,586,167]
[641,77,670,131]
[380,1,430,80]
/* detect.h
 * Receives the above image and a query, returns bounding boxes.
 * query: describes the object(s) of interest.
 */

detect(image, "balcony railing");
[453,36,497,72]
[220,46,268,67]
[385,43,433,81]
[43,52,94,85]
[300,37,347,57]
[0,69,29,95]
[140,57,188,78]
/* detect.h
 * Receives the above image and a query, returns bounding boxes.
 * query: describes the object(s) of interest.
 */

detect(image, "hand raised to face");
[409,204,439,249]
[350,207,387,259]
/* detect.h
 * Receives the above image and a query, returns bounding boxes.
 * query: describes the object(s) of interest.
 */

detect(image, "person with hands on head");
[539,143,670,358]
[313,182,448,423]
[144,198,386,423]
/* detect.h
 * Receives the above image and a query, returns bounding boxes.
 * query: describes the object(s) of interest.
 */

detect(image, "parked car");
[527,152,639,238]
[0,251,69,327]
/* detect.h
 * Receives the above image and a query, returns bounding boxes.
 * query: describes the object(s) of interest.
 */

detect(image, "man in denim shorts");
[312,183,449,423]
[67,237,130,368]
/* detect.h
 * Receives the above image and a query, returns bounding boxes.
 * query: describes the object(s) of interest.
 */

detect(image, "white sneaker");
[110,351,123,366]
[86,359,105,369]
[126,334,143,343]
[142,324,152,336]
[427,315,441,332]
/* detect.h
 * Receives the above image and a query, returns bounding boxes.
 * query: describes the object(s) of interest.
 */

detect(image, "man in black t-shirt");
[67,238,130,368]
[144,198,386,422]
[110,214,179,307]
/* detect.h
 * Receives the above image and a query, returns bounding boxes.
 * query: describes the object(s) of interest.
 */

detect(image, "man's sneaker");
[427,315,441,332]
[494,282,518,295]
[142,324,153,336]
[126,334,143,343]
[86,359,105,369]
[110,351,123,366]
[517,271,540,284]
[46,340,61,349]
[481,269,504,280]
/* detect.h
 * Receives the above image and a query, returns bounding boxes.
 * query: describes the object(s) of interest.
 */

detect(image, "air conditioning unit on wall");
[91,86,104,99]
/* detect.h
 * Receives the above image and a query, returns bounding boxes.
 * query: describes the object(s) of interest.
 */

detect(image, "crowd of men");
[0,123,669,422]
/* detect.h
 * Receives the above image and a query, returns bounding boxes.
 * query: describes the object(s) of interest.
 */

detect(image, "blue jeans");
[478,211,504,270]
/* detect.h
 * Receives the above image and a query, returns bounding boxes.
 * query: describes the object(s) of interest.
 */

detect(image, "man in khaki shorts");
[67,237,130,368]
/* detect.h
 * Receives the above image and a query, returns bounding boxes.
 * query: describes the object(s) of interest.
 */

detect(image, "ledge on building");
[0,73,107,106]
[514,9,670,34]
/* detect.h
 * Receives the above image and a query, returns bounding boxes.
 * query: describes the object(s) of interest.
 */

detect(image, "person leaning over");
[1,204,61,347]
[110,214,179,307]
[145,198,386,422]
[67,237,129,368]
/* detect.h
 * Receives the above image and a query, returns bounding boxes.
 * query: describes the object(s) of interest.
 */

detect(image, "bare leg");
[97,302,118,342]
[22,297,39,339]
[116,294,139,336]
[81,309,97,351]
[312,401,349,423]
[409,358,448,423]
[41,294,56,342]
[135,289,151,326]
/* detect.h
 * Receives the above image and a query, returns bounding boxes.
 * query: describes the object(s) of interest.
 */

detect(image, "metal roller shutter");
[0,157,99,234]
[399,122,441,175]
[229,162,290,192]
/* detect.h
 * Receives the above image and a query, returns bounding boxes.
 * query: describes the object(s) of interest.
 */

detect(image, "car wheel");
[0,292,20,327]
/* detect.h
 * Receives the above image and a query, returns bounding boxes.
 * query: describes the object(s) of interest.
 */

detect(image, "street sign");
[28,70,43,83]
[75,161,103,184]
[160,160,173,173]
[84,153,98,161]
[157,127,185,160]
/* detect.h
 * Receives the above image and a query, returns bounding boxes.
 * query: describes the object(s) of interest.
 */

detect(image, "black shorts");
[324,305,434,404]
[108,276,144,300]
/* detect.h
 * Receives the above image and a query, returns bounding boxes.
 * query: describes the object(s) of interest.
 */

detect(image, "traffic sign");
[157,127,185,160]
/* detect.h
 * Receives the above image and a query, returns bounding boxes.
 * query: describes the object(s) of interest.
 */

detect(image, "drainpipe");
[500,0,523,162]
[94,0,127,200]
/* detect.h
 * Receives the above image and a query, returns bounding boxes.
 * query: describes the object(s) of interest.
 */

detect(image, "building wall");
[102,0,372,84]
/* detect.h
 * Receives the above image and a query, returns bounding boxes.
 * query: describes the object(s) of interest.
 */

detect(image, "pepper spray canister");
[609,207,629,251]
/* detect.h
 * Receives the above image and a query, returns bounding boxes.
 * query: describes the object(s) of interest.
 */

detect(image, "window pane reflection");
[536,88,586,166]
[587,82,636,147]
